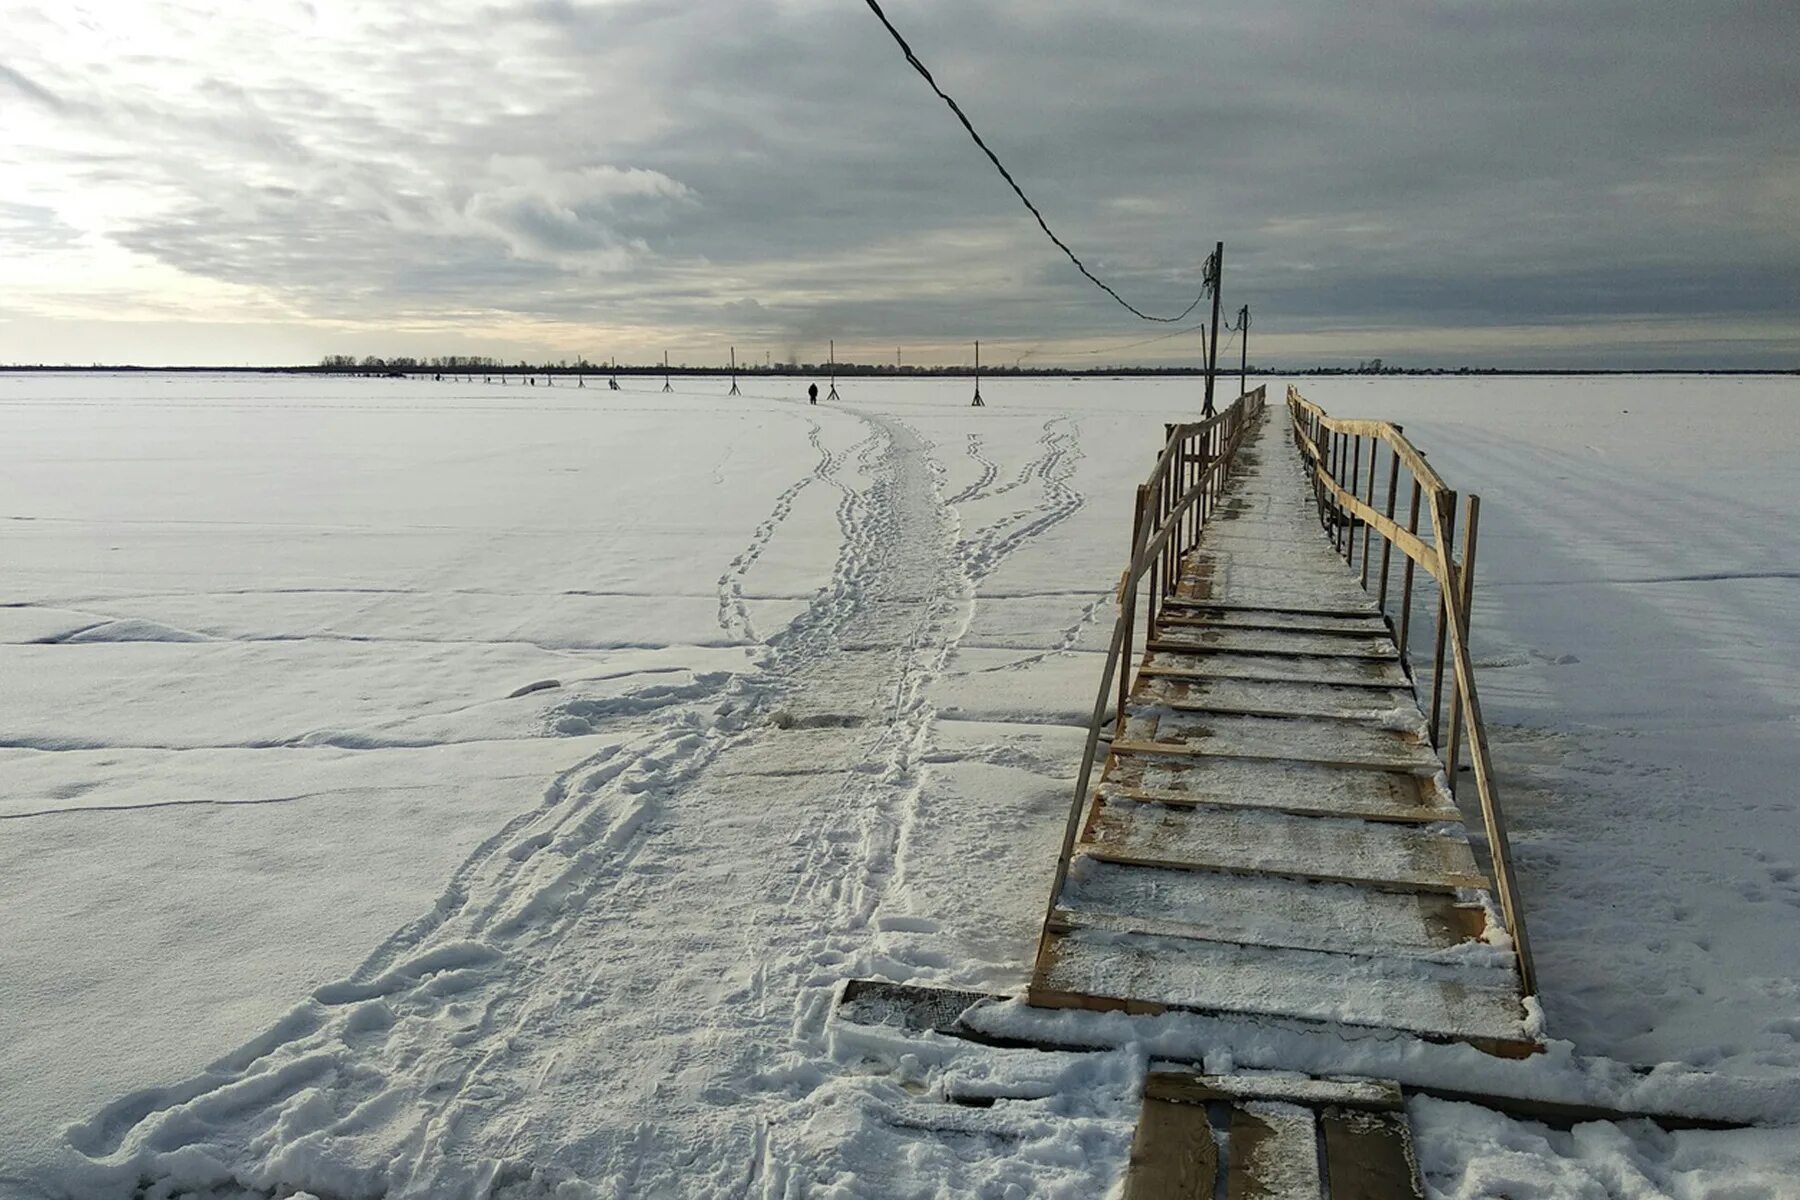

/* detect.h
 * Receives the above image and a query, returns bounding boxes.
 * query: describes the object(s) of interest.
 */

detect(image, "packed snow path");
[51,396,1090,1197]
[1034,408,1538,1055]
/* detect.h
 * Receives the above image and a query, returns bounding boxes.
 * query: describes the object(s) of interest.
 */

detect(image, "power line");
[860,0,1210,324]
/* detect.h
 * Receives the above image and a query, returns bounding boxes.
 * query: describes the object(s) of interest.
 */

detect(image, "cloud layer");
[2,0,1795,366]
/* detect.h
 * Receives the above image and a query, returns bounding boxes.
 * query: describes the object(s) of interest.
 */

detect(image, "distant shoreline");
[2,365,1795,378]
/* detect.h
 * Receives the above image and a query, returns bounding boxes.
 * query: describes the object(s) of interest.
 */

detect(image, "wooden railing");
[1035,386,1267,963]
[1286,385,1536,995]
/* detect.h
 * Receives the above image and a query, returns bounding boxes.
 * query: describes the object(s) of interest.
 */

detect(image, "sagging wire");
[860,0,1211,324]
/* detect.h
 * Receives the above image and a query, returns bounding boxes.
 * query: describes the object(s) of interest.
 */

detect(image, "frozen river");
[3,372,1796,1197]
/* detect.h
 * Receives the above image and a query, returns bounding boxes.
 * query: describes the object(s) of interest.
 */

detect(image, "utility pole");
[1202,241,1223,417]
[663,351,672,393]
[728,346,740,396]
[1238,304,1250,399]
[971,340,985,407]
[827,339,841,401]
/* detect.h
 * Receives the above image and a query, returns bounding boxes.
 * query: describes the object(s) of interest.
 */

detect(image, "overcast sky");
[2,0,1795,367]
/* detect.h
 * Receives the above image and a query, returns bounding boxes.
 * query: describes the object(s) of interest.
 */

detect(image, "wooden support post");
[971,340,985,407]
[1398,479,1422,662]
[828,339,841,402]
[1347,435,1362,563]
[1428,490,1457,748]
[1361,438,1379,588]
[662,351,672,393]
[1377,426,1403,610]
[1444,494,1480,797]
[728,346,740,396]
[1338,433,1351,551]
[1119,485,1149,730]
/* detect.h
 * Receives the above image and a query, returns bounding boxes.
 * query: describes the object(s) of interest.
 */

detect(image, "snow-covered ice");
[2,371,1797,1197]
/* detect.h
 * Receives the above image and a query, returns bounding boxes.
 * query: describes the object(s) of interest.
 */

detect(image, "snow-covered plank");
[1034,927,1535,1048]
[1179,561,1377,612]
[1159,597,1380,621]
[1056,859,1490,959]
[1079,799,1487,891]
[1227,1102,1322,1200]
[1132,675,1417,724]
[1141,649,1410,689]
[1100,754,1457,824]
[1094,755,1447,820]
[1146,1071,1404,1113]
[1148,625,1398,659]
[1156,608,1389,637]
[1114,711,1440,773]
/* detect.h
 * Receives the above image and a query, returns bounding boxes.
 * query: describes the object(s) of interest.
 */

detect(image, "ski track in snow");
[62,401,1092,1199]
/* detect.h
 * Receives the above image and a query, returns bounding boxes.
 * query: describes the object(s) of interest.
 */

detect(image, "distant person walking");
[808,382,818,405]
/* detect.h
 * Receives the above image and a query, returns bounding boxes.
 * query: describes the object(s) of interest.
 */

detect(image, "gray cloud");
[3,0,1797,365]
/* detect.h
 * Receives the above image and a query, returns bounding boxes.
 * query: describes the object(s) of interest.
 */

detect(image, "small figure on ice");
[808,382,819,405]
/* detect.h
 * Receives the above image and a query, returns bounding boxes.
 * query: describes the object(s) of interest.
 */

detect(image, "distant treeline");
[4,360,1794,377]
[309,357,1799,378]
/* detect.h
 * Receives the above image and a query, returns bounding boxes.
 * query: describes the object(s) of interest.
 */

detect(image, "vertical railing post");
[1444,494,1480,797]
[1398,479,1422,663]
[1428,489,1457,748]
[1118,485,1148,733]
[1377,426,1402,610]
[1360,437,1379,587]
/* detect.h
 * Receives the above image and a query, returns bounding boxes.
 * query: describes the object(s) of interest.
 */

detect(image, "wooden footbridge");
[1032,385,1535,1054]
[837,384,1553,1195]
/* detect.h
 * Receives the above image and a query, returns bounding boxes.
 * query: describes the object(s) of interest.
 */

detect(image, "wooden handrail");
[1285,386,1536,997]
[1034,387,1266,963]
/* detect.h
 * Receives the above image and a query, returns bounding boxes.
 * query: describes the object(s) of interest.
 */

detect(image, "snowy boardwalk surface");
[1033,412,1538,1056]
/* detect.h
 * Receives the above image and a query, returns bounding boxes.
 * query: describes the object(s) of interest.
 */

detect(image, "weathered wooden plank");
[1080,799,1487,891]
[1054,860,1490,958]
[1036,927,1534,1049]
[1320,1107,1424,1200]
[1110,741,1438,776]
[1144,604,1382,633]
[1122,1096,1219,1200]
[1158,611,1389,638]
[1148,630,1398,660]
[1227,1102,1322,1200]
[1100,748,1455,823]
[1158,598,1378,621]
[1123,710,1435,767]
[1101,783,1452,824]
[1148,1071,1403,1113]
[1132,674,1414,721]
[1141,649,1410,689]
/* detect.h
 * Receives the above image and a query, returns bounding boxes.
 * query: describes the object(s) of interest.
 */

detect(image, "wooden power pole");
[1202,242,1224,417]
[1238,304,1250,400]
[971,340,985,407]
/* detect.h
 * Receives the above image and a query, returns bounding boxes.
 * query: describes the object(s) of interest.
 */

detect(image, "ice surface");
[3,372,1797,1195]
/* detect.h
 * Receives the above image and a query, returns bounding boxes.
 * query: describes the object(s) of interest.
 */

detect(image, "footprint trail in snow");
[65,402,1089,1199]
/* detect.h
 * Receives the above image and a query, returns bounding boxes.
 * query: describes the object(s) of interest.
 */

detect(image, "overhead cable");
[860,0,1211,323]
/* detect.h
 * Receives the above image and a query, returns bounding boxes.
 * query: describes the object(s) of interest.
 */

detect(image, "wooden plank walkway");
[1123,1072,1424,1200]
[1029,408,1538,1058]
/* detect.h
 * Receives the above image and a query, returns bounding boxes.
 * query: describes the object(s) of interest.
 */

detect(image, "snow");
[2,371,1797,1197]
